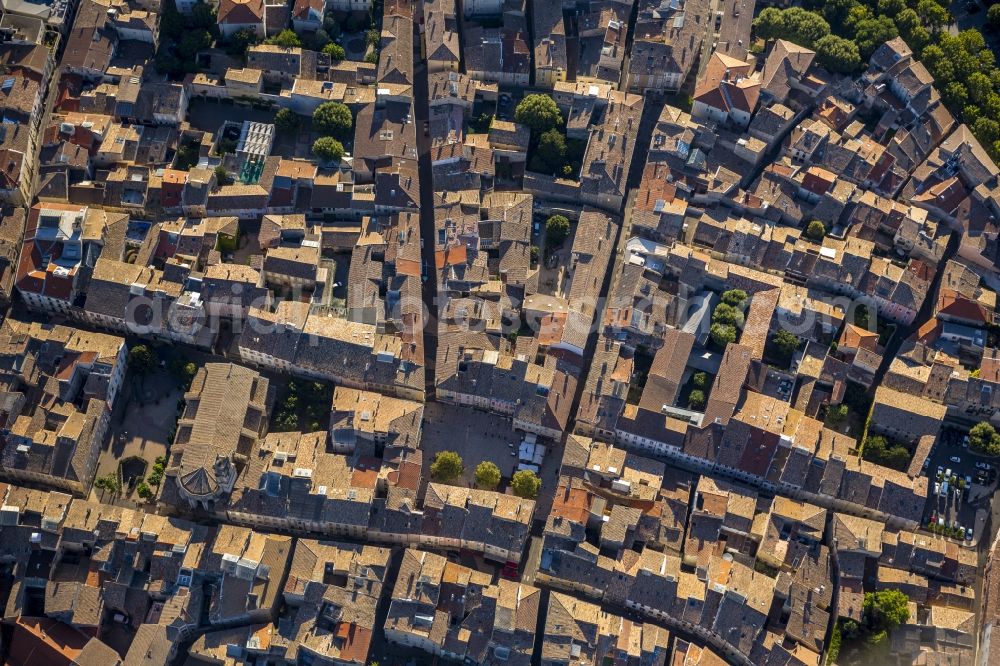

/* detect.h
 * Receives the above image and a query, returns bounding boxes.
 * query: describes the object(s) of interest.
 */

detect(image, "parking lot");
[922,426,997,546]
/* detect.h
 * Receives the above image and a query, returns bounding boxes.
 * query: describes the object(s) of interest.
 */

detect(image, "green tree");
[514,94,563,134]
[367,28,381,46]
[853,15,898,59]
[711,323,737,347]
[304,30,331,52]
[805,219,827,240]
[136,482,154,501]
[753,7,788,42]
[854,304,870,329]
[313,101,353,137]
[693,372,708,388]
[226,28,259,59]
[969,422,999,454]
[877,0,905,16]
[546,215,571,247]
[688,389,706,410]
[431,451,464,482]
[274,108,300,134]
[989,4,1000,31]
[863,590,910,632]
[191,2,218,30]
[967,72,993,104]
[942,81,970,110]
[365,50,378,64]
[267,29,302,48]
[827,403,849,425]
[323,42,346,60]
[148,461,165,487]
[511,470,541,499]
[536,128,567,173]
[129,345,157,375]
[772,329,800,362]
[974,118,1000,146]
[160,0,185,40]
[814,35,861,73]
[781,7,831,47]
[214,165,232,186]
[95,473,121,496]
[475,461,502,489]
[895,7,930,48]
[312,137,345,162]
[712,303,744,328]
[180,29,212,56]
[721,289,748,307]
[916,0,950,32]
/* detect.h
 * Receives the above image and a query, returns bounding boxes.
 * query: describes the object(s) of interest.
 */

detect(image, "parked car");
[976,461,992,470]
[967,527,974,541]
[934,483,940,496]
[950,456,962,464]
[938,516,945,526]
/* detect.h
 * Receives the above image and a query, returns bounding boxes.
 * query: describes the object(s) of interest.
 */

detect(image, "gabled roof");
[218,0,264,24]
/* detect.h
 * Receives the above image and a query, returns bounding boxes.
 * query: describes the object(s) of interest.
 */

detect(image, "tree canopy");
[323,43,346,61]
[863,590,910,632]
[804,220,827,240]
[815,35,862,73]
[266,29,301,48]
[431,451,464,482]
[753,7,830,48]
[313,102,353,138]
[312,137,345,162]
[989,4,1000,31]
[711,322,737,347]
[771,330,800,363]
[753,1,1000,161]
[475,461,501,490]
[515,94,563,134]
[511,470,541,499]
[129,345,157,375]
[688,389,706,410]
[535,128,568,174]
[862,435,911,470]
[545,215,571,247]
[274,108,300,134]
[712,303,745,328]
[969,422,1000,456]
[720,289,748,307]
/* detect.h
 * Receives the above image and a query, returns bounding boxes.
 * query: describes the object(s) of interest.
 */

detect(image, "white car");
[950,456,962,464]
[967,527,974,541]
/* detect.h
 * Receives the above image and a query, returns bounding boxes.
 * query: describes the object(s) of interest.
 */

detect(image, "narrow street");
[412,44,440,401]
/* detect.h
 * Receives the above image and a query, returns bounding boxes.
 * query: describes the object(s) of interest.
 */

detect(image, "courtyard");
[94,360,185,503]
